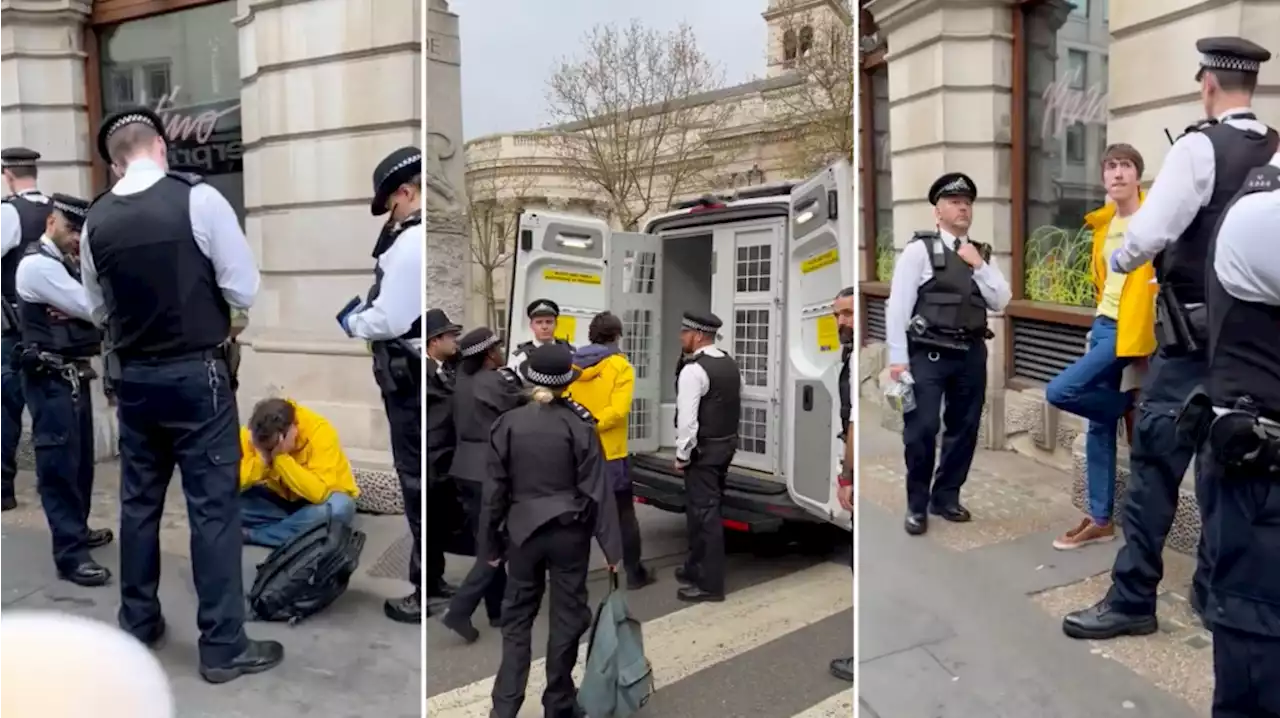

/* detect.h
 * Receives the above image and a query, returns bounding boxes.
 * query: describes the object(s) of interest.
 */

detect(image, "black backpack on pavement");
[246,509,367,624]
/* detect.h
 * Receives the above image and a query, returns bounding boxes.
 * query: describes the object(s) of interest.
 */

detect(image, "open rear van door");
[607,232,665,454]
[507,211,610,350]
[783,159,853,529]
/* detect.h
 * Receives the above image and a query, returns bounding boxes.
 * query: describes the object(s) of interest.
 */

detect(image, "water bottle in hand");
[885,370,917,414]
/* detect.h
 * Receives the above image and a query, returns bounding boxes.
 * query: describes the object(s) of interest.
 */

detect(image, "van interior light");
[794,198,818,225]
[557,235,593,249]
[795,210,814,224]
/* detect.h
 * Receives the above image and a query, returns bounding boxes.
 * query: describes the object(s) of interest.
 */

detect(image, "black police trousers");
[684,458,729,595]
[381,382,422,592]
[1105,349,1212,616]
[447,477,506,621]
[116,353,248,667]
[902,341,986,514]
[21,370,95,573]
[1,334,25,501]
[491,519,593,718]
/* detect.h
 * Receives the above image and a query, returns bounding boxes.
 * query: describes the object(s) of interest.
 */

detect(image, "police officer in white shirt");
[2,146,51,511]
[506,298,573,371]
[885,172,1011,537]
[1064,36,1278,643]
[14,193,114,586]
[80,107,276,682]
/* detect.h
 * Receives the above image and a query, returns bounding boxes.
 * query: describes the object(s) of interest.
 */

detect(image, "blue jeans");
[1,335,25,499]
[1045,316,1133,524]
[240,485,356,548]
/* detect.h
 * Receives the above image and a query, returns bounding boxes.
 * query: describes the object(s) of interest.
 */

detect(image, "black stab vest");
[17,242,102,358]
[2,191,52,333]
[911,232,988,337]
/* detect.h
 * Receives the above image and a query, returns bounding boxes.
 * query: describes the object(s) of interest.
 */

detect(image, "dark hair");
[248,398,295,448]
[4,165,36,180]
[588,312,624,345]
[1209,68,1258,94]
[1101,143,1145,178]
[836,286,855,300]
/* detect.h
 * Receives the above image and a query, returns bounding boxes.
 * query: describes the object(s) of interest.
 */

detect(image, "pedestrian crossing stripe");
[425,561,854,717]
[793,689,855,717]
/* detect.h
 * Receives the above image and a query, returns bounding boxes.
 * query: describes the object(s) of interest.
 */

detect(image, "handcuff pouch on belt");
[220,338,242,392]
[1154,285,1206,357]
[1,299,19,335]
[15,344,98,398]
[907,315,989,353]
[372,339,420,394]
[1178,388,1280,475]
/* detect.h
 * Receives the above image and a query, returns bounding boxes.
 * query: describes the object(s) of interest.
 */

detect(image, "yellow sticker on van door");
[543,269,602,285]
[800,249,839,274]
[816,314,840,353]
[555,315,577,343]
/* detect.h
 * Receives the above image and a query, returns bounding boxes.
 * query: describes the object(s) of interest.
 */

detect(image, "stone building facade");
[1,0,422,469]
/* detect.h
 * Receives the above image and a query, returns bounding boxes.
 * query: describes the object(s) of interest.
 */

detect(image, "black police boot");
[440,610,479,644]
[59,561,111,587]
[674,566,697,585]
[488,613,503,629]
[426,580,457,600]
[385,591,423,624]
[87,527,114,549]
[1062,599,1158,640]
[132,617,167,650]
[676,586,724,603]
[929,503,972,523]
[904,512,928,535]
[627,566,657,591]
[1,495,16,512]
[829,656,854,682]
[198,639,285,684]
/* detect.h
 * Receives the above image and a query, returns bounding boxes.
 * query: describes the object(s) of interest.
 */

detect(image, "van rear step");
[630,453,787,496]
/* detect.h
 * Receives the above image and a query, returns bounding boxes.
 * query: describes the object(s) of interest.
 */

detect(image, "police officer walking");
[483,343,623,718]
[506,298,573,371]
[14,194,114,585]
[674,310,741,603]
[830,286,855,683]
[337,146,426,624]
[442,326,526,642]
[1062,37,1277,641]
[81,108,275,681]
[424,307,463,615]
[885,173,1011,536]
[1196,145,1280,717]
[2,146,51,512]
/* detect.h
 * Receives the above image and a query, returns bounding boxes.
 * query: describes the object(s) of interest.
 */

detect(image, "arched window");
[783,29,798,60]
[798,26,814,57]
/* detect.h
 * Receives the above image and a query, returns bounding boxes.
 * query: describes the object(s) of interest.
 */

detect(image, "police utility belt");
[906,315,992,353]
[15,345,97,397]
[1177,388,1280,476]
[1154,285,1208,356]
[371,338,420,394]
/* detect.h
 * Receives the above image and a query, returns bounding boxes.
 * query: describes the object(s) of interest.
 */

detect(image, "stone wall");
[426,0,467,323]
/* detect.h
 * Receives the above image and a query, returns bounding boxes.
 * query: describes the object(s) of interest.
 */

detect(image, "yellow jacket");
[566,349,634,461]
[239,401,360,504]
[1086,192,1158,358]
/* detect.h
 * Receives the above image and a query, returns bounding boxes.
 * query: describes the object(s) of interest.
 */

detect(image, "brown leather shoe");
[1053,518,1115,550]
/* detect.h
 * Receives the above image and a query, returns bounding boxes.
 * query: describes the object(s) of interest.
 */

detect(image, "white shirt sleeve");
[189,184,259,310]
[78,223,108,327]
[347,224,424,341]
[885,241,926,366]
[972,258,1012,312]
[15,253,95,323]
[1214,164,1280,305]
[506,348,526,370]
[1,203,20,258]
[675,360,710,462]
[1113,132,1215,274]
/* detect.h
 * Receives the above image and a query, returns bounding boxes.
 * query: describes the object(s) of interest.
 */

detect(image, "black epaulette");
[1240,164,1280,195]
[516,340,535,355]
[1178,118,1219,141]
[497,367,523,386]
[166,170,205,186]
[911,230,940,244]
[562,397,597,425]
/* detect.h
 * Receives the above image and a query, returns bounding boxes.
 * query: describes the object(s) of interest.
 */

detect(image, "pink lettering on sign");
[153,86,240,144]
[1041,69,1108,139]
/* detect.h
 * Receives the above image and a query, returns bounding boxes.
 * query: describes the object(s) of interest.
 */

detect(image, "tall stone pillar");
[865,0,1017,447]
[1,0,117,461]
[234,0,422,462]
[1108,1,1280,176]
[426,0,468,321]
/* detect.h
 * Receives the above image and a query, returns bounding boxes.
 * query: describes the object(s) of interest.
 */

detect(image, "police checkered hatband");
[53,201,86,219]
[941,177,970,194]
[108,113,159,138]
[385,154,421,181]
[681,317,716,333]
[460,334,501,357]
[1201,53,1261,73]
[2,158,36,167]
[530,302,556,316]
[525,367,577,386]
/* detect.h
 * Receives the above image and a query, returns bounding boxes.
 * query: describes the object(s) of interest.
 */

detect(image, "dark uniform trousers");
[684,438,735,596]
[1105,348,1212,616]
[22,370,94,570]
[448,477,507,620]
[1,334,24,499]
[382,379,423,592]
[493,517,594,718]
[902,341,987,514]
[117,353,248,666]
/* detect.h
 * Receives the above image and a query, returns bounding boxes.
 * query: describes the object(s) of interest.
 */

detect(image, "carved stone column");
[426,0,468,322]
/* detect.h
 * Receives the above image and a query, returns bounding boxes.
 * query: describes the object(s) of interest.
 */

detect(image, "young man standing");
[1046,144,1156,550]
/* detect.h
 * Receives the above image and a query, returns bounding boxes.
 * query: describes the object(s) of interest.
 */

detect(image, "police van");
[506,159,854,533]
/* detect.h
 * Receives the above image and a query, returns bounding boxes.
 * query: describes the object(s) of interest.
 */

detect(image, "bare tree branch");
[466,167,537,329]
[544,21,736,230]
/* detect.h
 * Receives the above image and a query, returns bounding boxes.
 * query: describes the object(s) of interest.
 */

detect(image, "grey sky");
[454,0,768,140]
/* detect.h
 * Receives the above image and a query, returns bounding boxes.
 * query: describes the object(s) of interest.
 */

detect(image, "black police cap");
[928,172,977,205]
[424,308,462,341]
[527,299,560,319]
[1195,36,1272,80]
[458,327,502,358]
[680,311,723,334]
[0,147,40,169]
[520,342,581,388]
[96,108,168,164]
[371,146,422,217]
[50,193,90,229]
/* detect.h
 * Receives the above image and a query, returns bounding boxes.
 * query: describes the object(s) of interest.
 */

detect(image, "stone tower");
[763,0,852,78]
[426,0,468,322]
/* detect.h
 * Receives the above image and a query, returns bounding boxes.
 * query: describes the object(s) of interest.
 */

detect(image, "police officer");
[885,173,1011,536]
[506,298,574,371]
[81,107,277,682]
[424,307,462,615]
[441,326,526,642]
[337,146,426,624]
[674,310,742,603]
[1062,37,1278,642]
[830,286,855,683]
[14,193,114,585]
[483,343,623,718]
[2,146,51,512]
[1196,148,1280,717]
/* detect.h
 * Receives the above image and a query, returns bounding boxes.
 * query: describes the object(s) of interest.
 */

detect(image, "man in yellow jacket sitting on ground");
[567,312,655,589]
[238,398,360,548]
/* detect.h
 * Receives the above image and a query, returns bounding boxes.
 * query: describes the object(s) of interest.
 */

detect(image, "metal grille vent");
[863,296,887,343]
[1011,317,1088,383]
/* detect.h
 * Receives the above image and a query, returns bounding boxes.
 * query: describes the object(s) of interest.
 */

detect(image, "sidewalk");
[1,463,422,717]
[859,406,1211,717]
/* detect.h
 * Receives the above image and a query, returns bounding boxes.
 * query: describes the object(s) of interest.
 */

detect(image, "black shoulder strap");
[516,340,534,354]
[560,397,597,425]
[497,367,523,387]
[1179,118,1219,141]
[911,230,939,245]
[165,170,205,186]
[1238,164,1280,197]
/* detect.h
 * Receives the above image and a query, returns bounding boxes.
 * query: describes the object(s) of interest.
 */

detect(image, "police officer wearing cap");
[2,146,51,512]
[1185,146,1280,716]
[674,310,742,603]
[1063,37,1279,643]
[483,342,623,718]
[336,146,427,623]
[886,172,1011,537]
[506,298,574,372]
[441,326,525,639]
[424,307,463,614]
[80,107,274,682]
[14,193,115,586]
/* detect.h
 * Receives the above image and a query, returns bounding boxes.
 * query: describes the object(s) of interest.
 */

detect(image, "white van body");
[506,159,854,532]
